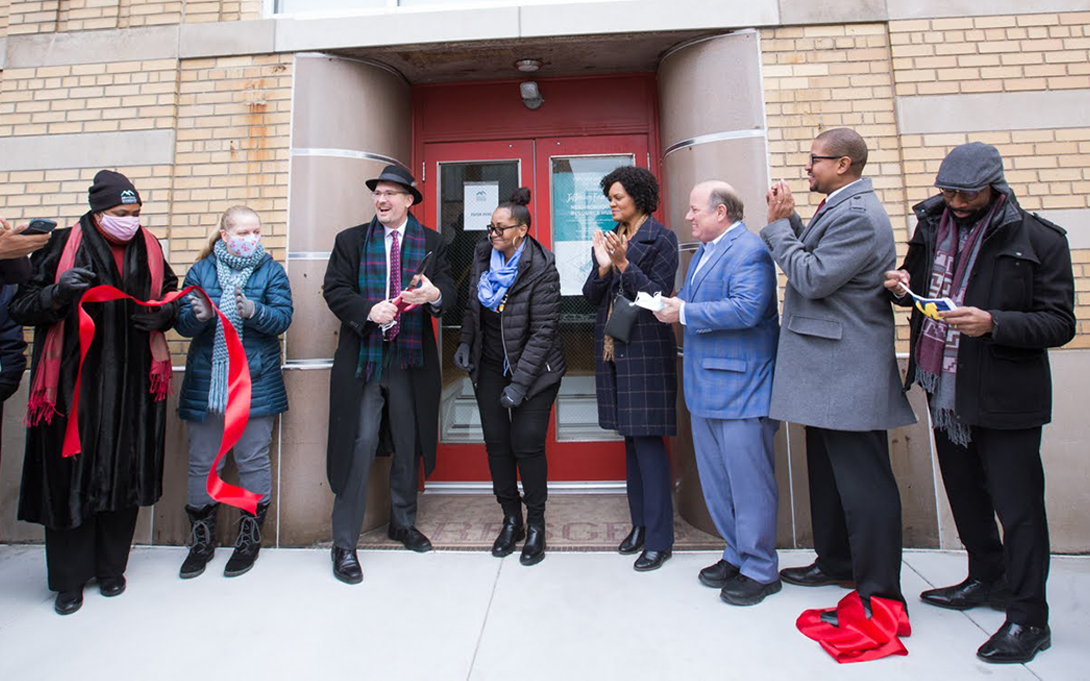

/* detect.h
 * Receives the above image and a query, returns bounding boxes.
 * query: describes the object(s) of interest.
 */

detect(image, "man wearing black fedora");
[323,164,454,583]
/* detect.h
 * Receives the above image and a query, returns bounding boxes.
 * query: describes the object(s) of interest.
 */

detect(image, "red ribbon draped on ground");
[65,284,261,514]
[796,591,912,663]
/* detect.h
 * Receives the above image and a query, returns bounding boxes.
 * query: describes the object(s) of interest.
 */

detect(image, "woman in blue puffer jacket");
[175,205,293,580]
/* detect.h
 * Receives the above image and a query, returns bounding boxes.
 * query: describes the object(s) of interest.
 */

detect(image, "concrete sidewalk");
[1,545,1086,680]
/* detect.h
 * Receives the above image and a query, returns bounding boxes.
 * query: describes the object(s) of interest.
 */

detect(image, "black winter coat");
[323,217,454,495]
[11,217,178,528]
[896,193,1075,429]
[460,236,565,399]
[0,284,27,403]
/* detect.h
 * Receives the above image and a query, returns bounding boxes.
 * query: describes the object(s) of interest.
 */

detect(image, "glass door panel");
[422,140,535,482]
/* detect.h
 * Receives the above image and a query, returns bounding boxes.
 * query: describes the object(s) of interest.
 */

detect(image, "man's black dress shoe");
[699,559,740,588]
[331,547,363,585]
[491,514,525,558]
[920,576,1010,611]
[618,526,645,555]
[720,575,782,606]
[633,549,671,572]
[98,575,126,597]
[779,561,854,588]
[387,525,433,553]
[54,589,83,615]
[977,621,1051,664]
[519,523,545,566]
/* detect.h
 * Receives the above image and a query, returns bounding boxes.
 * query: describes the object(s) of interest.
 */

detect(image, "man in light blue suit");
[655,181,781,606]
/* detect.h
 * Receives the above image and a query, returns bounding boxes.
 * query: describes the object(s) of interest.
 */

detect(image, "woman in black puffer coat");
[454,188,565,566]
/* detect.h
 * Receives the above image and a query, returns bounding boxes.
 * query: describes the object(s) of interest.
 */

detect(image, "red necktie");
[815,199,827,213]
[385,230,400,341]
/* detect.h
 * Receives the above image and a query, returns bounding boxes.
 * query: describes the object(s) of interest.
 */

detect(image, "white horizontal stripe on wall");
[897,90,1090,135]
[0,130,176,171]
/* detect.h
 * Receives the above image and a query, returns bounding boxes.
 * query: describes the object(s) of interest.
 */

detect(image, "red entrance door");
[412,74,661,486]
[421,134,653,484]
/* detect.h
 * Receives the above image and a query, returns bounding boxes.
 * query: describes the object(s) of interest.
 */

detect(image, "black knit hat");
[365,164,423,205]
[88,170,141,212]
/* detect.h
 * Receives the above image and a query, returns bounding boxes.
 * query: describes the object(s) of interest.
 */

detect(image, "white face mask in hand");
[97,214,141,242]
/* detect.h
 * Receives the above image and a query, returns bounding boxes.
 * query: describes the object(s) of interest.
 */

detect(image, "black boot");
[491,510,525,558]
[224,501,269,578]
[520,522,546,566]
[180,504,219,579]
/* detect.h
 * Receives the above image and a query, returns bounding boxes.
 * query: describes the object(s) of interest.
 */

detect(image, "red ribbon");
[796,591,911,663]
[65,284,261,514]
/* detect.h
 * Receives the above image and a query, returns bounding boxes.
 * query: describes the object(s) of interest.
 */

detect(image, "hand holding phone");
[24,219,57,235]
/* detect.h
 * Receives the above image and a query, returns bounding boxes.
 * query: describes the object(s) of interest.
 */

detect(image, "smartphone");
[24,219,57,235]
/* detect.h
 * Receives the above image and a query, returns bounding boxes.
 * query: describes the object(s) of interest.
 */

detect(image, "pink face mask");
[98,214,141,242]
[226,233,261,257]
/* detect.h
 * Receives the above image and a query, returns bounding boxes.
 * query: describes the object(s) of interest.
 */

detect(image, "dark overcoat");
[175,252,294,421]
[460,235,566,399]
[582,216,678,437]
[896,191,1075,429]
[11,217,178,529]
[323,217,454,495]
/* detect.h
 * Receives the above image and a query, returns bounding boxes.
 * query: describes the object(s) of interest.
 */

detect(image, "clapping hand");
[592,229,613,272]
[766,181,796,222]
[188,293,214,322]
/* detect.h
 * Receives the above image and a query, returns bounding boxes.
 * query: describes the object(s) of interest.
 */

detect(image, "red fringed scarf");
[26,224,171,427]
[797,591,912,663]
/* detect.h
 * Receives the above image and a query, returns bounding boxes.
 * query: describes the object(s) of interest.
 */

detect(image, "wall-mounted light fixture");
[515,59,542,73]
[520,81,543,110]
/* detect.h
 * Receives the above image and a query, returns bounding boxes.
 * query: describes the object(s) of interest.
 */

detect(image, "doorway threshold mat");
[359,493,724,551]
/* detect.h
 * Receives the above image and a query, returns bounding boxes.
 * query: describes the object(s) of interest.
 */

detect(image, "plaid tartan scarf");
[915,194,1005,446]
[357,215,426,381]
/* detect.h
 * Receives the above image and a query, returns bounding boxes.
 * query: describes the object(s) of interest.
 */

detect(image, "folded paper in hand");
[633,291,665,312]
[900,285,956,321]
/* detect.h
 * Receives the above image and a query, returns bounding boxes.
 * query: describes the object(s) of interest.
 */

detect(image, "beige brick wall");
[171,54,291,267]
[889,12,1090,97]
[0,60,180,137]
[1,0,10,38]
[5,0,256,34]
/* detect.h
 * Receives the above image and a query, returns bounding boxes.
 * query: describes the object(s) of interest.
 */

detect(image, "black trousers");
[44,507,139,592]
[806,427,903,602]
[331,358,420,550]
[933,425,1049,626]
[476,360,558,525]
[625,436,674,552]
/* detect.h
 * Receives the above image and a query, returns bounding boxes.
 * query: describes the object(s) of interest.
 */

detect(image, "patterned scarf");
[208,238,265,414]
[478,239,525,311]
[27,214,171,425]
[357,215,426,381]
[915,195,1005,446]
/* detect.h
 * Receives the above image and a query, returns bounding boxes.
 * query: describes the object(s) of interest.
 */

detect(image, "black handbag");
[603,289,638,342]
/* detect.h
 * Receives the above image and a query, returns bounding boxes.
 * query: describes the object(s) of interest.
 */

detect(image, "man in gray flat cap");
[885,142,1075,663]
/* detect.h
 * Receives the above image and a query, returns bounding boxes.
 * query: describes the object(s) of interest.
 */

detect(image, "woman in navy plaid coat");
[583,166,678,572]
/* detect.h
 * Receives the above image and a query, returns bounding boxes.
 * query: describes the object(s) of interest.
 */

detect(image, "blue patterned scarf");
[357,215,426,381]
[477,240,525,311]
[209,238,265,414]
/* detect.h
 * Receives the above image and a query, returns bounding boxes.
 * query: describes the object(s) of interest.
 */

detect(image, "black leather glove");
[132,303,176,332]
[453,342,473,372]
[49,266,97,306]
[500,384,526,409]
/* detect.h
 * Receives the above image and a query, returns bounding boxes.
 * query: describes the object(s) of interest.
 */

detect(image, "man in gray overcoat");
[760,128,916,611]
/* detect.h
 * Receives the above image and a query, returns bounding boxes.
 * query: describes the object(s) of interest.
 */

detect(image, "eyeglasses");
[809,154,844,165]
[938,188,984,201]
[487,223,520,235]
[372,190,409,199]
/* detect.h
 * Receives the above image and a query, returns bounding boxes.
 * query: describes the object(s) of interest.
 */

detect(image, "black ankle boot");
[180,503,219,579]
[491,511,525,557]
[224,501,269,578]
[520,522,546,566]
